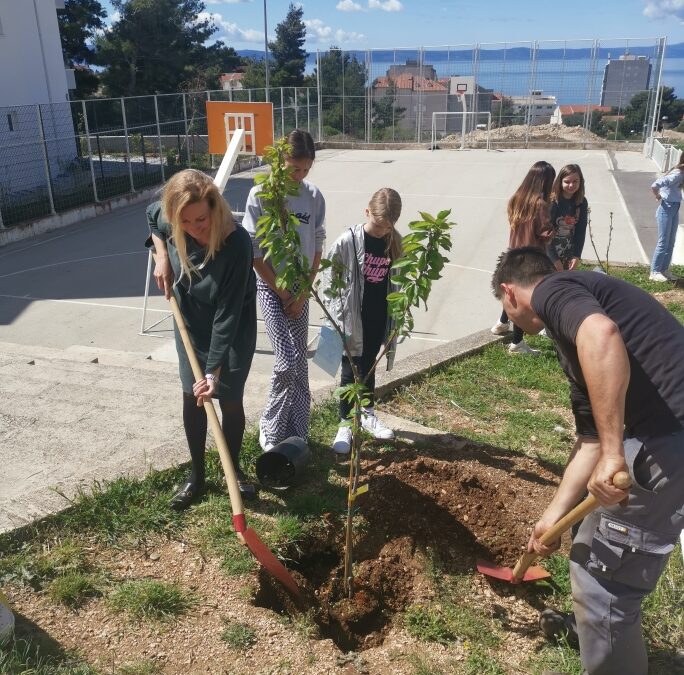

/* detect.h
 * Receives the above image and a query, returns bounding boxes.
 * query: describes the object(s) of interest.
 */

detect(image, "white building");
[0,0,77,200]
[510,90,558,126]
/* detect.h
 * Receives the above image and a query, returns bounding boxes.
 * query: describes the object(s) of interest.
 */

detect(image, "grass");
[48,572,101,607]
[107,580,196,621]
[0,539,91,590]
[393,334,573,466]
[404,575,500,650]
[220,619,257,650]
[0,638,97,675]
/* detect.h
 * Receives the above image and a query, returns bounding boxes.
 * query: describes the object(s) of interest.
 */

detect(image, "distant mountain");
[237,43,684,64]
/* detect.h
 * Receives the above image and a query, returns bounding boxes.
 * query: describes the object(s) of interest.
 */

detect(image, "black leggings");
[500,310,523,344]
[182,393,246,484]
[339,319,385,420]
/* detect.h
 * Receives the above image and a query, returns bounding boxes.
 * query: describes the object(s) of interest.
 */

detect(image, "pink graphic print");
[364,252,391,284]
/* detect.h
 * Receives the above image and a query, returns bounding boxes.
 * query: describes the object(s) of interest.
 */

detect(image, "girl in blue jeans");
[650,161,684,282]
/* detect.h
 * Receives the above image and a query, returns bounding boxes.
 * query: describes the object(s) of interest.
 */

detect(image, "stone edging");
[312,328,506,405]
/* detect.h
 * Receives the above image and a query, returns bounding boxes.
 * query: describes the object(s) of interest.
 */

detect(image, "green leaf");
[418,211,438,224]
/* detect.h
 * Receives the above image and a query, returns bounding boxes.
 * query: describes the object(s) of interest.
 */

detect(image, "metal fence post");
[36,104,56,215]
[306,87,310,133]
[583,40,599,140]
[81,100,99,201]
[525,42,538,147]
[121,97,135,192]
[154,94,165,182]
[182,93,191,167]
[280,87,285,136]
[648,37,667,141]
[366,50,372,143]
[294,87,299,129]
[207,90,215,169]
[316,50,323,142]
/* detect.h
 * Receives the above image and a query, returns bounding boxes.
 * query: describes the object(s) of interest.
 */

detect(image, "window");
[7,111,17,132]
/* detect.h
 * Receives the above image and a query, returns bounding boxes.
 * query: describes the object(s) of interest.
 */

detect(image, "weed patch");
[221,619,257,650]
[107,579,196,621]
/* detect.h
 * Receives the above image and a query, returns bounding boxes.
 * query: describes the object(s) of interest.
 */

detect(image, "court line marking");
[444,262,494,274]
[0,293,170,313]
[0,232,69,260]
[0,251,144,280]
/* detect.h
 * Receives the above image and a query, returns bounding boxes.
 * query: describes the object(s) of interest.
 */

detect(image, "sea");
[297,50,684,106]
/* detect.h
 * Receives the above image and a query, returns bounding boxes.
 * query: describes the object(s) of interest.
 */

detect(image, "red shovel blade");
[476,558,551,583]
[242,527,301,598]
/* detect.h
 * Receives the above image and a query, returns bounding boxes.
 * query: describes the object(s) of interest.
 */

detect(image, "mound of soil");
[256,436,561,651]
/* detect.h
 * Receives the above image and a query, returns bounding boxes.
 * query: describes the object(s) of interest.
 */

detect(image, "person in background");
[649,160,684,282]
[491,161,556,355]
[242,129,326,450]
[148,169,257,509]
[492,247,684,675]
[548,163,588,271]
[321,188,402,454]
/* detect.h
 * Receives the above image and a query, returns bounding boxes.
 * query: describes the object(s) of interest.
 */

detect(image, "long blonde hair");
[507,161,556,231]
[161,169,233,283]
[368,187,403,260]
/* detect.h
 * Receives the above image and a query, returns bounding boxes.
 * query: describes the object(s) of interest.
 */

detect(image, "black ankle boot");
[169,479,205,511]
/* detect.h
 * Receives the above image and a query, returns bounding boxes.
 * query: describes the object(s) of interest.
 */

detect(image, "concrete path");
[0,147,660,532]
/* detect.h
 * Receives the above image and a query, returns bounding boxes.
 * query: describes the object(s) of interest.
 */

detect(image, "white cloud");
[337,0,363,10]
[368,0,402,11]
[643,0,684,20]
[304,18,364,44]
[206,0,252,4]
[198,11,263,43]
[304,18,333,40]
[335,28,365,42]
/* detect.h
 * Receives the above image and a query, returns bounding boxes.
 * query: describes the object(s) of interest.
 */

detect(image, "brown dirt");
[654,288,684,305]
[441,122,606,145]
[254,436,561,654]
[5,435,563,673]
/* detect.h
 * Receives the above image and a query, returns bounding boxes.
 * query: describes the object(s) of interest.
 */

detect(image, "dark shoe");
[169,481,205,511]
[237,472,257,501]
[539,608,579,648]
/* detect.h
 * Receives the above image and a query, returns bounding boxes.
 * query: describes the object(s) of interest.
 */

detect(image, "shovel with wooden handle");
[169,296,300,597]
[477,471,632,584]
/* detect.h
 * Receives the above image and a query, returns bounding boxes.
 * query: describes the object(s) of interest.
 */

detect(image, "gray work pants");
[569,432,684,675]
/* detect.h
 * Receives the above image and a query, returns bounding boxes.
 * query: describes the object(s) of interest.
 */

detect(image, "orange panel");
[206,101,274,156]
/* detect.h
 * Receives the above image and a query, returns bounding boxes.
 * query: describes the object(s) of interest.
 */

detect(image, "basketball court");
[0,100,662,530]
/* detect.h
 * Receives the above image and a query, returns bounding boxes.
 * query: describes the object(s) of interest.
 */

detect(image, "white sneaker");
[649,272,669,282]
[259,424,274,452]
[508,341,541,356]
[663,270,680,280]
[332,425,352,454]
[361,410,395,440]
[491,321,512,335]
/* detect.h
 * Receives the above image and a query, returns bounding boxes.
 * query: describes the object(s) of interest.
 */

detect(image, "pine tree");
[269,3,307,88]
[58,0,107,98]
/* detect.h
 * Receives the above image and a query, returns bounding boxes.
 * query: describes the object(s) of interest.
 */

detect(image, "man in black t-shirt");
[491,247,684,675]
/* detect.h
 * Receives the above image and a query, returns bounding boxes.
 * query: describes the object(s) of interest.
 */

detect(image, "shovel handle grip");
[511,470,631,581]
[169,296,245,520]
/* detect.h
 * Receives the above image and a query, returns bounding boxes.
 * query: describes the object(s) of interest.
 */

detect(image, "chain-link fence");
[0,87,316,228]
[312,38,666,146]
[0,37,668,229]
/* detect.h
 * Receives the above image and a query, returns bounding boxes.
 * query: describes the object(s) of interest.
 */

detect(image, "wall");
[0,0,76,197]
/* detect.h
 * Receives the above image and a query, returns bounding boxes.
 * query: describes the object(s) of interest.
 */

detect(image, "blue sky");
[100,1,684,50]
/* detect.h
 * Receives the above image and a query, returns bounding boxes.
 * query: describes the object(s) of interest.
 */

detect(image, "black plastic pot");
[256,436,311,489]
